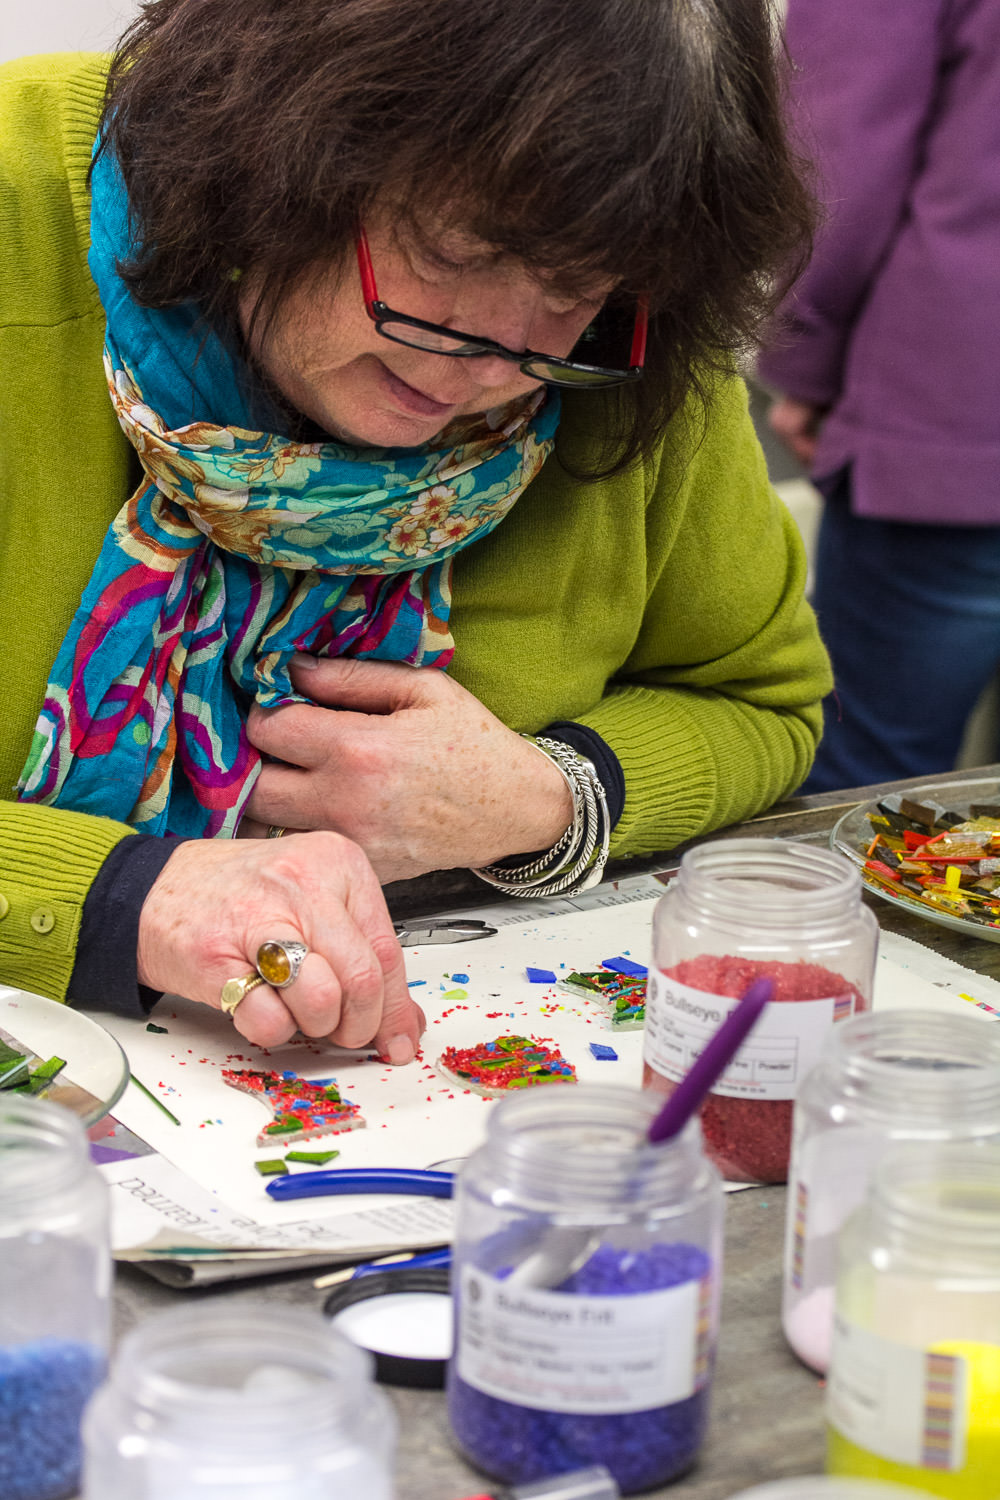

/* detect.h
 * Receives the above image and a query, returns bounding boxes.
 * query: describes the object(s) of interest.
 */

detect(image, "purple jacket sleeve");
[758,0,943,405]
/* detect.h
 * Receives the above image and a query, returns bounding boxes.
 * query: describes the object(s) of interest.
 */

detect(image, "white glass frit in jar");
[446,1084,723,1495]
[0,1095,111,1500]
[783,1007,1000,1375]
[826,1143,1000,1495]
[82,1302,396,1500]
[643,838,878,1184]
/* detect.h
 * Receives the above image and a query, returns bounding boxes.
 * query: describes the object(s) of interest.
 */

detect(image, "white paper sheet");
[104,1152,453,1257]
[875,928,1000,1018]
[86,877,1000,1252]
[87,889,663,1228]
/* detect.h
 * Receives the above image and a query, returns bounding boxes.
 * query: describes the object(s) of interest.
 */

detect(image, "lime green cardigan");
[0,53,831,1002]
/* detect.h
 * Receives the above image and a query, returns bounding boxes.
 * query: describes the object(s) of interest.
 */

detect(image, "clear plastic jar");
[82,1302,396,1500]
[783,1008,1000,1374]
[446,1084,723,1494]
[643,838,878,1184]
[0,1095,110,1500]
[827,1143,1000,1495]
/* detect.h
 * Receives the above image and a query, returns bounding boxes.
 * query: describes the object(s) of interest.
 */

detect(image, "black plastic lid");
[323,1266,452,1388]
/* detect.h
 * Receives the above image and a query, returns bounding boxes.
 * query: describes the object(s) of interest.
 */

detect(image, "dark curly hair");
[98,0,813,476]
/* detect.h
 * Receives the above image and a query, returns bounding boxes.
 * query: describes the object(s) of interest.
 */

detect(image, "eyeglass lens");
[375,317,634,388]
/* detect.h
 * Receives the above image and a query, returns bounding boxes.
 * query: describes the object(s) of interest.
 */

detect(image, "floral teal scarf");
[18,146,558,836]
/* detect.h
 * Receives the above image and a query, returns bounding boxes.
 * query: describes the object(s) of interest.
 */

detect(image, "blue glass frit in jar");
[446,1085,723,1494]
[0,1096,110,1500]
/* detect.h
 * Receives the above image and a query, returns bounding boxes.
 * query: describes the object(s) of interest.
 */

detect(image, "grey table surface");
[110,762,1000,1499]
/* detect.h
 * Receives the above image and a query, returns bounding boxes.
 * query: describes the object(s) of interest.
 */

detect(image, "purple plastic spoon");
[647,975,774,1144]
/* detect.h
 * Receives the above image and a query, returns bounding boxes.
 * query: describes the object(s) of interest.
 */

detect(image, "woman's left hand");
[243,655,573,882]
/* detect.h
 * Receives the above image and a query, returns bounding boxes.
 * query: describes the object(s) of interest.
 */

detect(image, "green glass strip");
[25,1055,67,1093]
[131,1076,182,1126]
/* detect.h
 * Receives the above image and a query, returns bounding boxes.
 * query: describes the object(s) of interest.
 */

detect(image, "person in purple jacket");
[758,0,1000,792]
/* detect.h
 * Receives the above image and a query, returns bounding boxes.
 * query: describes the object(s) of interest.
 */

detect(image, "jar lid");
[323,1267,452,1388]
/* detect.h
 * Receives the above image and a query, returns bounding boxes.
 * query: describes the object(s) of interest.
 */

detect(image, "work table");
[109,763,1000,1499]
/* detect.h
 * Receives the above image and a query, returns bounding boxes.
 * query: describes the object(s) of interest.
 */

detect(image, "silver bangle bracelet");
[472,735,611,898]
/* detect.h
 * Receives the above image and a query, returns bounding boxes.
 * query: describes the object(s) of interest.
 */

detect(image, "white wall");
[2,0,142,65]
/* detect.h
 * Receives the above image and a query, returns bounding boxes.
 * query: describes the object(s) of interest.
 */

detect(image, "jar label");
[456,1265,711,1414]
[786,1129,872,1295]
[644,972,851,1100]
[827,1315,968,1471]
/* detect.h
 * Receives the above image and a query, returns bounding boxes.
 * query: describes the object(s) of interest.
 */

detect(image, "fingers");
[137,831,424,1062]
[369,925,425,1065]
[342,865,425,1063]
[289,653,430,712]
[229,983,300,1048]
[247,701,354,771]
[767,397,822,467]
[245,924,382,1047]
[244,760,314,830]
[223,920,410,1054]
[240,837,422,1058]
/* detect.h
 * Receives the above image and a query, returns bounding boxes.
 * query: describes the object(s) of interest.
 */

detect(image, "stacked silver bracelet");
[472,735,611,898]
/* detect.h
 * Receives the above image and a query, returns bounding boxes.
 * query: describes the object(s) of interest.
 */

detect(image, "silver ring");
[256,938,308,989]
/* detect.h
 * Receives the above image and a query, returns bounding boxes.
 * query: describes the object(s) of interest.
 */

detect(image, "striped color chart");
[922,1350,961,1469]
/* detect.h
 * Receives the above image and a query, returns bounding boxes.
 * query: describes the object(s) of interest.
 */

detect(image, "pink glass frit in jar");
[642,839,878,1183]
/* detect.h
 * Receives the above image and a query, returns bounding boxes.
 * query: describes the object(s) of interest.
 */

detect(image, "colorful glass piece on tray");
[222,1068,365,1146]
[560,965,647,1028]
[254,1158,289,1176]
[437,1035,577,1097]
[0,1031,66,1096]
[23,1055,66,1094]
[854,796,1000,928]
[0,1036,30,1090]
[600,955,648,977]
[0,1024,107,1120]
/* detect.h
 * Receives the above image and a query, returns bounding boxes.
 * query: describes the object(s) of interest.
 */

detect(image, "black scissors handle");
[392,918,497,946]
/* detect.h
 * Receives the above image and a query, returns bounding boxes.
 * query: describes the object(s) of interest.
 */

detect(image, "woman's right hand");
[136,831,424,1059]
[767,395,826,468]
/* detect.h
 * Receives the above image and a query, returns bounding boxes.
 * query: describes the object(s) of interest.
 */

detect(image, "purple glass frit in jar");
[0,1096,110,1500]
[446,1085,723,1494]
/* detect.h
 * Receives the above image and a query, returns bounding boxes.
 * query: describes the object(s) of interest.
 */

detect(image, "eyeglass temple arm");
[356,225,379,315]
[630,297,649,369]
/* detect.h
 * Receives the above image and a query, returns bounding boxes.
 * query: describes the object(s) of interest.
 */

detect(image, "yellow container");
[826,1145,1000,1497]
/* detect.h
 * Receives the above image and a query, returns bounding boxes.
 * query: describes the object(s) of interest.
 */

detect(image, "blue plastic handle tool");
[266,1166,455,1202]
[353,1246,453,1278]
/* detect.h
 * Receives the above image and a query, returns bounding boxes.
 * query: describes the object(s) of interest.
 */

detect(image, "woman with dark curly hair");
[0,0,829,1055]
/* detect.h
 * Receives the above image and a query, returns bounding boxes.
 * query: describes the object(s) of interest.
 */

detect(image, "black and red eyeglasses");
[357,228,647,390]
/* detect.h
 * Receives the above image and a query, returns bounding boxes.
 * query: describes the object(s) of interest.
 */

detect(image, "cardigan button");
[0,893,8,920]
[30,907,56,935]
